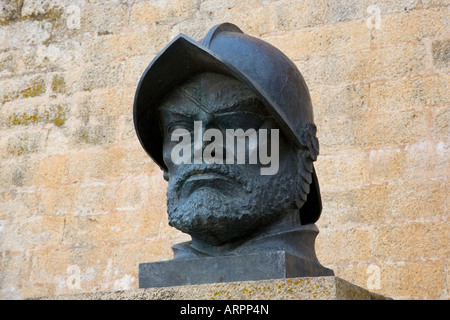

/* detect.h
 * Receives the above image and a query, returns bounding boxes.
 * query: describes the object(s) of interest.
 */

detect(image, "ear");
[296,122,321,224]
[295,149,313,210]
[163,171,169,181]
[299,122,319,162]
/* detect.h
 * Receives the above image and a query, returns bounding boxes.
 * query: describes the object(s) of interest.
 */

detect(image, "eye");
[167,120,193,135]
[216,112,267,131]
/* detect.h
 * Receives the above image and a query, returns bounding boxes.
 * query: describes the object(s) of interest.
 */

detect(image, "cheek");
[162,138,187,169]
[162,142,174,167]
[162,140,190,182]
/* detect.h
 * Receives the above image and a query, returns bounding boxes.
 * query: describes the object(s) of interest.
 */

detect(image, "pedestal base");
[35,276,390,300]
[139,251,334,288]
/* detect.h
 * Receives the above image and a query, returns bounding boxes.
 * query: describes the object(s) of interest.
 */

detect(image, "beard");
[166,163,300,245]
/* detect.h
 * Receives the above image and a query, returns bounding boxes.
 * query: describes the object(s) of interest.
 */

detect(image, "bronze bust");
[134,23,333,287]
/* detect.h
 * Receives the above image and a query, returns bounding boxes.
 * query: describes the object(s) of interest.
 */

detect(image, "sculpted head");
[159,72,311,245]
[133,23,322,249]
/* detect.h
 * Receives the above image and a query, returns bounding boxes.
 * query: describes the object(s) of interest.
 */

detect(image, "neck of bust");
[189,208,304,257]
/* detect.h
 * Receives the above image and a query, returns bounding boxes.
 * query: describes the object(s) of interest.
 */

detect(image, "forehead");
[159,72,261,116]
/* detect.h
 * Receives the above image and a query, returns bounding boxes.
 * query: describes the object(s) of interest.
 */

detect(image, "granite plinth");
[139,251,334,288]
[34,276,390,300]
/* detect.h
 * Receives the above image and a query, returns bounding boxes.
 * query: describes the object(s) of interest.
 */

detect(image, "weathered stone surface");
[34,276,390,300]
[432,39,450,69]
[0,0,448,301]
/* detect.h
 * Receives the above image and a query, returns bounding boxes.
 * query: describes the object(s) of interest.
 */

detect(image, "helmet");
[133,23,322,224]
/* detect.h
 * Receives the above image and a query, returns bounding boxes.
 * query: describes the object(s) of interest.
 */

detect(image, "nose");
[200,117,226,164]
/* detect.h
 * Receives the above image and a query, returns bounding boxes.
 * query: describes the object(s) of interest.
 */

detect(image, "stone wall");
[0,0,448,299]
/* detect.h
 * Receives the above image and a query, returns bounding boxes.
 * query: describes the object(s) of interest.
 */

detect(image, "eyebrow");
[221,97,266,114]
[158,107,192,117]
[174,87,211,114]
[159,96,265,115]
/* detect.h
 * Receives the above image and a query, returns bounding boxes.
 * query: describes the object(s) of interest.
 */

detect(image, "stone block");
[32,40,83,73]
[80,61,126,91]
[40,182,123,219]
[0,20,53,50]
[31,155,68,187]
[0,0,21,22]
[81,2,128,34]
[432,39,450,69]
[384,180,447,222]
[399,140,449,182]
[330,264,379,295]
[0,74,46,105]
[27,245,129,297]
[168,18,222,41]
[124,55,156,86]
[265,19,370,61]
[0,49,25,78]
[374,8,449,45]
[119,114,137,142]
[200,0,254,13]
[296,43,426,86]
[369,146,406,184]
[273,0,418,32]
[374,222,449,261]
[62,207,160,245]
[314,152,369,191]
[39,185,76,216]
[64,149,132,182]
[0,189,40,220]
[70,183,115,217]
[318,184,389,226]
[21,0,61,17]
[130,1,166,24]
[422,0,448,7]
[0,251,31,300]
[112,175,167,233]
[25,242,179,298]
[114,175,150,210]
[44,125,73,156]
[0,101,70,129]
[431,106,450,141]
[361,111,429,148]
[381,260,446,299]
[221,6,279,37]
[315,116,364,154]
[35,276,390,300]
[0,216,64,252]
[369,74,449,114]
[115,144,158,177]
[50,74,66,95]
[130,0,199,25]
[311,82,370,120]
[315,228,372,265]
[317,109,430,154]
[139,251,334,288]
[73,88,128,124]
[72,124,117,146]
[319,177,448,227]
[5,129,46,157]
[82,31,160,66]
[27,249,74,298]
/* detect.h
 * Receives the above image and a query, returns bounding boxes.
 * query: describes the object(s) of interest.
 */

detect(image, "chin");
[167,187,289,246]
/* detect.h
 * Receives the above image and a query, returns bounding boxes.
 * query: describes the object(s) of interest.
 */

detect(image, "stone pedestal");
[36,276,389,300]
[139,251,334,288]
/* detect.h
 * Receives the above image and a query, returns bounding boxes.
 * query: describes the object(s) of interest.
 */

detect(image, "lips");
[179,172,239,198]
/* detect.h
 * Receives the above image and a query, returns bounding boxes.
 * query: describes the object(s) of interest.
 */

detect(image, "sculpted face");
[159,72,306,246]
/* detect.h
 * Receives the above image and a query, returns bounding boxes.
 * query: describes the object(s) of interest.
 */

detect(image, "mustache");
[169,164,256,195]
